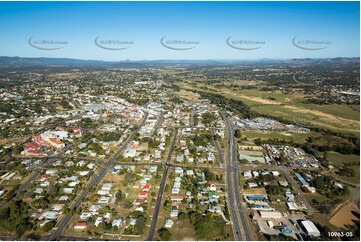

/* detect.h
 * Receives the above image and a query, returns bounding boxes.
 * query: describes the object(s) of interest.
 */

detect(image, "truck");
[273,226,286,230]
[267,220,274,228]
[289,219,297,226]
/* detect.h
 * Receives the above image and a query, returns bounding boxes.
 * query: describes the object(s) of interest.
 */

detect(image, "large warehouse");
[259,211,283,219]
[300,220,321,237]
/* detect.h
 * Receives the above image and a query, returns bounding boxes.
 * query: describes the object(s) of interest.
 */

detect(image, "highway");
[146,127,178,241]
[49,112,148,240]
[222,111,252,241]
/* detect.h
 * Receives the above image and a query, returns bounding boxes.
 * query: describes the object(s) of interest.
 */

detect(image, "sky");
[0,1,359,61]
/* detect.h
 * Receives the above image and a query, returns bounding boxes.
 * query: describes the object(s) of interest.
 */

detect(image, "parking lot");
[255,212,307,239]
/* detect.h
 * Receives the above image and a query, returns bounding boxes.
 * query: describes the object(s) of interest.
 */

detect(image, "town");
[0,57,359,241]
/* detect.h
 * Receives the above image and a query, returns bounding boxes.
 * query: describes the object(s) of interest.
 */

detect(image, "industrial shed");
[301,220,321,237]
[259,211,283,219]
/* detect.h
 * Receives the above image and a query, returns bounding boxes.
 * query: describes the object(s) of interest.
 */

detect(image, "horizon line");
[1,55,360,62]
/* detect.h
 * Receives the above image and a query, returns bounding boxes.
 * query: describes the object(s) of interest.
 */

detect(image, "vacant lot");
[176,90,199,100]
[329,202,359,229]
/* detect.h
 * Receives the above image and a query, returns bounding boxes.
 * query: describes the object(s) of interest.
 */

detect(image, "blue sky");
[0,1,359,60]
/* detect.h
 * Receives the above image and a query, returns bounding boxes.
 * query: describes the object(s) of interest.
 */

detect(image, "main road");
[49,112,148,240]
[146,128,178,241]
[221,111,252,241]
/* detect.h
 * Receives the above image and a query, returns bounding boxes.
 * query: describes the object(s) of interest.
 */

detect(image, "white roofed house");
[80,212,92,220]
[243,171,252,179]
[164,218,174,228]
[89,204,102,212]
[98,196,110,204]
[272,171,280,177]
[38,210,59,220]
[149,166,157,173]
[34,188,44,194]
[171,187,180,194]
[95,217,104,227]
[63,188,74,194]
[45,169,58,175]
[124,149,136,158]
[68,181,79,187]
[102,183,113,191]
[173,182,181,188]
[252,171,260,177]
[174,167,183,174]
[112,218,122,228]
[40,180,50,187]
[59,196,69,201]
[186,170,194,176]
[97,189,110,195]
[154,150,161,159]
[170,210,179,217]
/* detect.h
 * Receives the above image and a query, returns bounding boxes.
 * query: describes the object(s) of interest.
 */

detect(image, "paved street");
[221,111,252,241]
[146,128,178,241]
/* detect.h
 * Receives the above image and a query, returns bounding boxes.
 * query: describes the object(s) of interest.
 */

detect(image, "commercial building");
[300,220,321,237]
[259,211,283,219]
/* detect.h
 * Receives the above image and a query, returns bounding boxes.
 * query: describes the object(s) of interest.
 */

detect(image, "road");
[211,128,224,165]
[222,111,252,241]
[146,127,178,241]
[49,112,148,240]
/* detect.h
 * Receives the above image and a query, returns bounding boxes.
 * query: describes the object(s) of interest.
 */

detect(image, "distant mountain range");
[0,56,359,67]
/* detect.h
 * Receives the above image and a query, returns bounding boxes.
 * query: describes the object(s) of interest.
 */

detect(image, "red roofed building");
[48,138,65,149]
[133,183,140,189]
[70,128,82,138]
[74,221,87,229]
[42,174,50,180]
[132,143,139,150]
[33,136,47,146]
[71,127,81,132]
[24,142,40,153]
[139,191,148,198]
[170,195,184,201]
[142,184,151,192]
[133,198,147,205]
[27,150,40,156]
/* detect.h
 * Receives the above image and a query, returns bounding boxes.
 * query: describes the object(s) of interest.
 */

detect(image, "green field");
[241,131,318,145]
[326,151,360,167]
[177,81,360,135]
[252,105,359,135]
[298,104,360,121]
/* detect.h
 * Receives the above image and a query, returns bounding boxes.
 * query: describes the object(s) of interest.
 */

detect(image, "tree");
[98,222,106,230]
[178,212,188,220]
[41,221,55,232]
[48,185,59,196]
[158,228,171,241]
[234,129,241,138]
[134,215,146,235]
[254,138,262,146]
[26,233,41,240]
